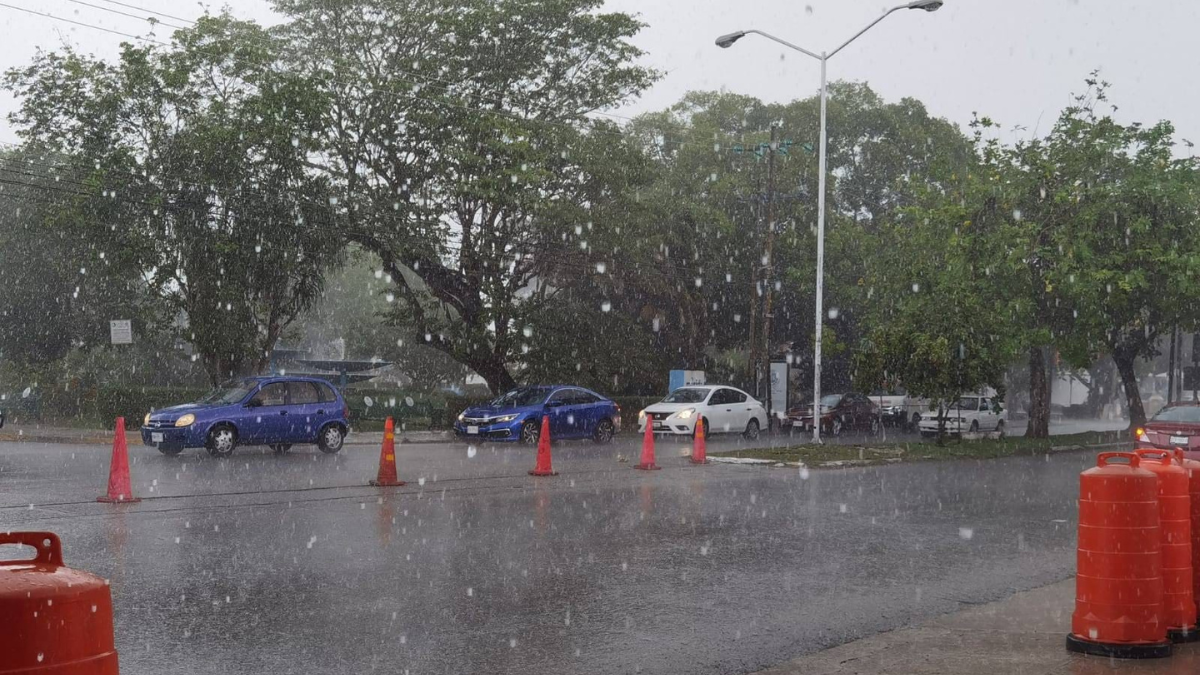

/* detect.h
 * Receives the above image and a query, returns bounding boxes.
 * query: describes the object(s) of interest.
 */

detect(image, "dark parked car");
[454,385,621,444]
[1138,403,1200,458]
[788,392,882,436]
[141,376,350,457]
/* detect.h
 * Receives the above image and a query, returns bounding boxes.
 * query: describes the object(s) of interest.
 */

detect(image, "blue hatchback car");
[453,385,621,444]
[141,376,350,457]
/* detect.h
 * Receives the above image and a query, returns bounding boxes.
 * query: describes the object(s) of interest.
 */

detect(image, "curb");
[2,432,454,447]
[712,439,1135,471]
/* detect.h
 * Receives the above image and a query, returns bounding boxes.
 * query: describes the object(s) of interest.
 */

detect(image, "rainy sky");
[0,0,1197,144]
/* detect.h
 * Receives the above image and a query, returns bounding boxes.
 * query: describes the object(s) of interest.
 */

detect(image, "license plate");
[467,426,479,435]
[151,432,164,443]
[1171,435,1189,446]
[653,423,666,430]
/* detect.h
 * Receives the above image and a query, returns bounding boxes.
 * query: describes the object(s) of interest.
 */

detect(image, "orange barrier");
[635,418,660,471]
[1068,452,1171,658]
[1175,450,1200,617]
[97,419,140,504]
[0,532,120,674]
[370,417,405,486]
[690,418,708,465]
[529,415,556,476]
[1136,449,1198,642]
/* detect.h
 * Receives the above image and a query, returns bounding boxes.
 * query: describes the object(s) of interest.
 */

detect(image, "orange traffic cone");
[690,418,708,465]
[370,417,405,486]
[529,415,557,476]
[635,418,661,470]
[98,418,140,503]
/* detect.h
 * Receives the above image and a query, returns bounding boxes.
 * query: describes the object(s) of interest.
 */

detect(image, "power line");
[94,0,194,26]
[65,0,188,31]
[0,1,168,45]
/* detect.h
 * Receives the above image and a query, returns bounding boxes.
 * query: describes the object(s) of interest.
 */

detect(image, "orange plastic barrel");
[1069,452,1171,657]
[0,532,119,674]
[1136,449,1199,643]
[1175,449,1200,617]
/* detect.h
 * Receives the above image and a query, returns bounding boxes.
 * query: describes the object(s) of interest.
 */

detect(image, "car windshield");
[197,379,258,405]
[663,388,710,403]
[1152,406,1200,423]
[489,387,551,408]
[820,395,843,407]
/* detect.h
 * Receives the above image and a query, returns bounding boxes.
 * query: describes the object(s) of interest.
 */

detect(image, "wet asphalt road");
[0,432,1092,675]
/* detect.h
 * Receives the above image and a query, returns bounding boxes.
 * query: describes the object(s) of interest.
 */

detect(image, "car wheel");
[592,418,615,445]
[206,425,237,457]
[743,418,760,441]
[520,419,540,445]
[831,417,844,437]
[157,445,184,456]
[969,420,980,434]
[271,444,292,454]
[317,425,345,454]
[996,419,1006,439]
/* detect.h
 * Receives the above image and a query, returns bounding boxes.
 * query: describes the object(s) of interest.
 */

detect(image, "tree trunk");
[1114,349,1146,430]
[1026,346,1050,438]
[468,353,517,395]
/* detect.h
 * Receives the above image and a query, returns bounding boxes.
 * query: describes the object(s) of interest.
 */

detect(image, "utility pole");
[733,132,792,411]
[747,188,760,394]
[762,125,778,428]
[1168,328,1178,405]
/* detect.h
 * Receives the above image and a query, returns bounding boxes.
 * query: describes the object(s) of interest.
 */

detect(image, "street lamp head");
[906,0,943,11]
[715,31,747,48]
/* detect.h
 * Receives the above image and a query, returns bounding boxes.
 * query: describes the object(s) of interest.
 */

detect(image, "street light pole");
[812,52,827,444]
[716,0,942,443]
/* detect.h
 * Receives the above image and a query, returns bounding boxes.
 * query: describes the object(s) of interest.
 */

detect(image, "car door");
[726,388,753,432]
[286,381,323,443]
[572,389,604,437]
[244,382,290,444]
[545,389,575,438]
[707,388,737,433]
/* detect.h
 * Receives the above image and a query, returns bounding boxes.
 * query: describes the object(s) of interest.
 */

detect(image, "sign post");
[109,320,133,345]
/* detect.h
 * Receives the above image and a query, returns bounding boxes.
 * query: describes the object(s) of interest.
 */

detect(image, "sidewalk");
[755,578,1200,675]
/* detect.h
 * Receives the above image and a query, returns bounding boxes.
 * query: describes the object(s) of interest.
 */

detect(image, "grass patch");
[712,430,1130,467]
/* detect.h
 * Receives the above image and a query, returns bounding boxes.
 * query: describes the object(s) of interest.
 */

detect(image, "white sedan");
[638,386,768,440]
[918,394,1006,437]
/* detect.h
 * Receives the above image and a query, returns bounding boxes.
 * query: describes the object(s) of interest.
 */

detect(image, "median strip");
[711,431,1131,468]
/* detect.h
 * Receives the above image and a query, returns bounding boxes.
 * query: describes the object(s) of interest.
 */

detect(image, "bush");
[341,389,447,427]
[96,386,211,428]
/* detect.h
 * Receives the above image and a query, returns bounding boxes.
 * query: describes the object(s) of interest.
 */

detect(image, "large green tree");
[273,0,657,393]
[4,15,343,383]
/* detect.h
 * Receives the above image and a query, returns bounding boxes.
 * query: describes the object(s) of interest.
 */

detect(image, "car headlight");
[457,412,465,422]
[638,409,645,419]
[144,413,151,426]
[678,408,695,420]
[1138,429,1149,442]
[175,413,195,427]
[493,414,518,423]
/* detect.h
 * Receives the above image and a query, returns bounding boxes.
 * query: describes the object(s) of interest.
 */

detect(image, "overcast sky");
[1,0,1198,147]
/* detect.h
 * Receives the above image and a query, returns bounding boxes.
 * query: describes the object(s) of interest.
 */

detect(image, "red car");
[1137,404,1200,458]
[788,392,881,436]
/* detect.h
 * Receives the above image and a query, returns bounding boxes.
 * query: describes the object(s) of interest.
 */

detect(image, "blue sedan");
[141,376,350,457]
[453,385,621,444]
